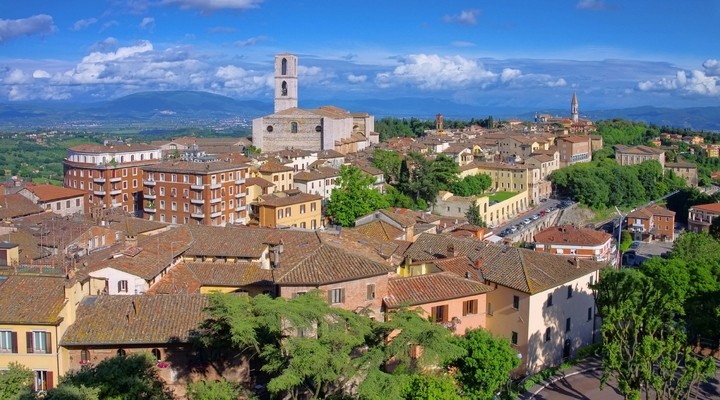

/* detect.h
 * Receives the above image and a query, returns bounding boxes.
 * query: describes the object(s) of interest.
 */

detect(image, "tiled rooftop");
[534,224,612,246]
[0,275,66,324]
[384,272,492,308]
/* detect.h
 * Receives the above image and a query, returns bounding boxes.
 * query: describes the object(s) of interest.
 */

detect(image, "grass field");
[488,191,518,202]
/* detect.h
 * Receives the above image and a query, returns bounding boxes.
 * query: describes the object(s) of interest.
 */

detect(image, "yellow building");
[256,161,294,192]
[257,190,323,229]
[461,162,531,193]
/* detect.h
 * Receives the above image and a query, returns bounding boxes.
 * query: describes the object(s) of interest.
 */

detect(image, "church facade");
[252,53,378,154]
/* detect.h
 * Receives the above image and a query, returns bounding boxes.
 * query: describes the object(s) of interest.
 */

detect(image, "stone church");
[252,53,378,154]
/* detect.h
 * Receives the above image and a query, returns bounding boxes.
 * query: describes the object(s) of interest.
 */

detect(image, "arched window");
[281,58,287,75]
[117,348,126,357]
[281,81,288,96]
[291,122,298,133]
[151,348,162,361]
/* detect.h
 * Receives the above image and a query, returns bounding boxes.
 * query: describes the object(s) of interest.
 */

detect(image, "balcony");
[235,192,246,198]
[190,198,204,205]
[144,207,156,213]
[109,189,122,196]
[191,212,205,219]
[235,177,246,185]
[235,205,246,212]
[210,183,222,190]
[210,211,222,218]
[143,180,157,186]
[144,193,156,200]
[93,177,106,183]
[210,197,222,204]
[109,177,121,183]
[191,184,204,190]
[93,190,106,196]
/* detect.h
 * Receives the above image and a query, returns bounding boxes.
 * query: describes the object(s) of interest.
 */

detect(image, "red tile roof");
[23,184,86,202]
[0,275,66,324]
[0,193,44,219]
[60,294,209,345]
[691,203,720,213]
[384,272,492,308]
[533,225,612,246]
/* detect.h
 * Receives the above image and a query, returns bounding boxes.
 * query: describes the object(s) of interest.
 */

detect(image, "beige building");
[257,191,322,229]
[665,160,698,187]
[614,145,665,169]
[435,190,528,228]
[256,161,294,192]
[556,136,592,167]
[17,184,86,217]
[687,203,720,233]
[251,54,378,153]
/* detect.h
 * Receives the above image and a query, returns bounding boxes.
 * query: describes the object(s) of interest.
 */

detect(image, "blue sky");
[0,0,718,112]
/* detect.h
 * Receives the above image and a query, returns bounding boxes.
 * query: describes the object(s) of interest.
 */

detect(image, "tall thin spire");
[571,91,579,123]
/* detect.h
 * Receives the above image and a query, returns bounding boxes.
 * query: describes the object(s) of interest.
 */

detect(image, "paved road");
[492,198,561,237]
[531,369,623,400]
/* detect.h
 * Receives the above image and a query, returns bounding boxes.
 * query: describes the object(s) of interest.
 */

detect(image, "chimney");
[447,243,456,257]
[132,299,139,316]
[574,257,580,268]
[474,258,484,270]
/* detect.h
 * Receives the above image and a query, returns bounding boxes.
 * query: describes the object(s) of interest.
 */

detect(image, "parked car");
[531,214,540,220]
[522,218,532,225]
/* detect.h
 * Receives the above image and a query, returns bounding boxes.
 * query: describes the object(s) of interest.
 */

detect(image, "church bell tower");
[571,90,579,123]
[274,53,298,113]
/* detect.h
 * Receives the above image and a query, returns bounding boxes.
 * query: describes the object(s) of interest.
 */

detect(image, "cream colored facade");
[258,193,322,229]
[257,169,294,192]
[435,190,529,227]
[485,271,599,374]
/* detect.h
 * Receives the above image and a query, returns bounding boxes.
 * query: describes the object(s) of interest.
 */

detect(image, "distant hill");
[0,91,718,132]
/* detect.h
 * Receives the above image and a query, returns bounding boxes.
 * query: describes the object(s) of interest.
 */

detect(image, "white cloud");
[215,65,271,93]
[298,65,336,85]
[5,69,29,84]
[139,17,155,29]
[347,74,367,84]
[576,0,608,10]
[637,60,720,96]
[0,14,56,43]
[443,9,480,25]
[33,70,50,79]
[160,0,263,12]
[375,54,496,90]
[72,18,98,31]
[501,68,521,83]
[234,36,267,47]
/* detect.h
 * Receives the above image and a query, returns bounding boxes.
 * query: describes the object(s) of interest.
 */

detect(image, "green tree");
[710,218,720,241]
[450,329,519,400]
[464,201,486,227]
[593,268,715,400]
[371,149,402,184]
[399,374,461,400]
[186,380,240,400]
[327,165,389,227]
[44,384,100,400]
[0,362,33,400]
[58,353,174,400]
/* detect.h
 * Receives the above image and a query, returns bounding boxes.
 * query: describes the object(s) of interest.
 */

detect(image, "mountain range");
[1,90,718,132]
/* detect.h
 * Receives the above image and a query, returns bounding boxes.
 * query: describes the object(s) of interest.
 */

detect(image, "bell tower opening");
[274,53,298,113]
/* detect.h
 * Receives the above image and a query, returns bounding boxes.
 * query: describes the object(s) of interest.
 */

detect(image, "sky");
[0,0,719,113]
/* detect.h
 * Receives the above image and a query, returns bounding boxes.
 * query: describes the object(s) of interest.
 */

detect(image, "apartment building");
[142,161,248,226]
[688,203,720,233]
[63,143,162,215]
[627,205,675,241]
[614,145,665,169]
[256,161,294,192]
[533,225,616,264]
[556,136,592,167]
[292,166,340,202]
[257,190,323,229]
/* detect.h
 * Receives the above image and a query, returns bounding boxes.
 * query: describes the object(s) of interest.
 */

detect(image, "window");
[588,307,593,321]
[544,327,552,342]
[159,187,165,196]
[300,204,306,214]
[151,348,162,361]
[311,202,317,212]
[0,330,17,353]
[565,317,572,332]
[567,285,573,299]
[547,293,553,307]
[117,348,126,356]
[328,288,345,304]
[589,275,594,286]
[292,291,307,298]
[512,295,520,310]
[80,349,90,364]
[285,207,291,217]
[366,284,376,300]
[430,305,448,323]
[511,331,518,345]
[462,299,478,316]
[171,188,177,197]
[27,331,51,354]
[487,302,494,316]
[277,209,284,219]
[118,280,128,293]
[33,370,51,392]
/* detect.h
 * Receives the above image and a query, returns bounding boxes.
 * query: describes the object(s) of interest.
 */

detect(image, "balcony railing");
[93,177,106,183]
[109,177,121,183]
[144,207,156,213]
[210,197,222,204]
[191,184,204,190]
[109,189,122,196]
[191,212,205,218]
[235,177,246,185]
[144,193,156,200]
[235,192,246,198]
[190,198,204,205]
[210,211,222,218]
[210,183,222,190]
[93,190,106,196]
[143,180,157,186]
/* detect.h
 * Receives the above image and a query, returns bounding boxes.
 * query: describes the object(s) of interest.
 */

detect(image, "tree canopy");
[326,165,389,227]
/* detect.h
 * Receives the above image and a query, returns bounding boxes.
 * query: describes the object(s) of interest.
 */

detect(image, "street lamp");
[614,206,625,268]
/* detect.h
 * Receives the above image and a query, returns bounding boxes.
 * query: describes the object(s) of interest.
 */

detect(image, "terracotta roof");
[293,167,339,182]
[614,144,664,155]
[478,244,605,294]
[384,272,492,308]
[690,203,720,213]
[245,177,275,188]
[319,231,396,264]
[431,256,482,281]
[185,261,273,287]
[106,215,168,236]
[258,161,293,173]
[316,149,345,159]
[146,263,201,294]
[403,233,486,261]
[312,105,351,119]
[351,220,405,241]
[533,225,612,246]
[0,193,45,219]
[644,204,675,217]
[0,275,66,324]
[276,243,391,285]
[376,209,417,228]
[185,225,268,258]
[258,192,322,208]
[557,136,590,144]
[23,184,86,202]
[61,294,209,346]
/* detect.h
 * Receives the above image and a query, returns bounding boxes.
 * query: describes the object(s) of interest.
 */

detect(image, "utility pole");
[614,206,624,268]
